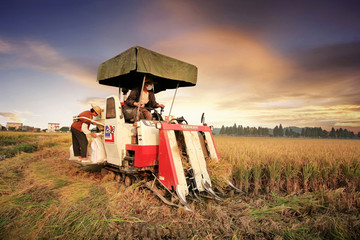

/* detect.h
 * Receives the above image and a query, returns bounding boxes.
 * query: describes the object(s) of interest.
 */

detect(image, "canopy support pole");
[118,83,122,101]
[167,83,179,122]
[136,75,146,122]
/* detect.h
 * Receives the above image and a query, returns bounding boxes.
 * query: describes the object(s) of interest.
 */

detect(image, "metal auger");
[202,179,224,202]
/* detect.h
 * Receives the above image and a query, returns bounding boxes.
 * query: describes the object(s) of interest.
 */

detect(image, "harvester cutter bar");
[186,168,204,203]
[227,180,245,193]
[202,179,224,202]
[145,177,193,212]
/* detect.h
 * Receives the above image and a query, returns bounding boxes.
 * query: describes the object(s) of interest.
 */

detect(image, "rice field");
[215,137,360,196]
[0,132,359,239]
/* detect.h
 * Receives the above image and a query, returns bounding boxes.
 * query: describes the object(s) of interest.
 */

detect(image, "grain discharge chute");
[68,46,241,211]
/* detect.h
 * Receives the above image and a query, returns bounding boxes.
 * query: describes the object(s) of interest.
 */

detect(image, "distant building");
[22,125,35,132]
[6,122,23,130]
[47,123,60,133]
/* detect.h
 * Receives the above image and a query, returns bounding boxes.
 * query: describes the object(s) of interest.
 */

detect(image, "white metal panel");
[183,131,212,191]
[137,120,159,145]
[167,130,189,196]
[104,95,133,166]
[204,131,218,160]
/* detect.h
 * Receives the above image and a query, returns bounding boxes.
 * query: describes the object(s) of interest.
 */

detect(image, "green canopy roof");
[97,46,198,93]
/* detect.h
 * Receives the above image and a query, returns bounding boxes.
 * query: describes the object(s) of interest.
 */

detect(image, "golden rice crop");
[214,136,360,196]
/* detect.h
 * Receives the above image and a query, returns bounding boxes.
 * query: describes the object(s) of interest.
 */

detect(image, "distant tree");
[245,126,250,136]
[263,128,270,136]
[220,125,225,135]
[232,123,237,135]
[279,124,284,137]
[60,127,70,132]
[321,129,328,138]
[238,125,244,136]
[225,126,229,135]
[339,128,344,138]
[329,128,336,138]
[349,131,355,138]
[285,128,289,137]
[273,126,279,137]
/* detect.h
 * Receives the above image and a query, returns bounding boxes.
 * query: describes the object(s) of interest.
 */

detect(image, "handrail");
[73,116,105,126]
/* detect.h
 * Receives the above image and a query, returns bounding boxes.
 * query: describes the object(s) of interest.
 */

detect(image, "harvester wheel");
[115,174,122,183]
[101,168,108,177]
[131,176,136,185]
[124,176,132,186]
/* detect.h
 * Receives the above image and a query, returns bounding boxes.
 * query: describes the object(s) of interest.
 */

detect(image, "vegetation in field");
[0,133,359,239]
[218,123,358,138]
[215,137,360,196]
[0,132,62,159]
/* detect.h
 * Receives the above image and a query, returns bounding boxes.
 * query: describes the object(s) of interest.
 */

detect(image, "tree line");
[218,124,359,139]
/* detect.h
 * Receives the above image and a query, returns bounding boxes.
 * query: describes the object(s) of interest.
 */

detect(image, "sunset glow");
[0,0,359,133]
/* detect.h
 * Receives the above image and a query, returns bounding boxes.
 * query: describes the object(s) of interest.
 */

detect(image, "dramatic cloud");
[0,37,97,85]
[77,97,106,108]
[141,1,360,131]
[295,41,360,72]
[1,1,359,132]
[0,112,25,122]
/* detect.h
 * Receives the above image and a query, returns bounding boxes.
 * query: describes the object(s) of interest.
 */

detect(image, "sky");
[0,0,360,133]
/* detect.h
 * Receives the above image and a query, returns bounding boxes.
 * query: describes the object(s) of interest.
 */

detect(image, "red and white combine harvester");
[68,46,241,211]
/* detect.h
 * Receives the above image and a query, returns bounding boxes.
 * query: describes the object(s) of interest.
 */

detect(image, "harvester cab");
[68,46,240,211]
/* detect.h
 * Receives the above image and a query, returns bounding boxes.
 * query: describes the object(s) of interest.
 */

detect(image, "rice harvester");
[68,46,241,211]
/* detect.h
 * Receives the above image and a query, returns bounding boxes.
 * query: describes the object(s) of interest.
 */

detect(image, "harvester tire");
[124,176,132,186]
[115,174,122,183]
[101,168,109,177]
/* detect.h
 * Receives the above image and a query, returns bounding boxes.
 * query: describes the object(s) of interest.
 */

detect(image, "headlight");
[156,122,162,129]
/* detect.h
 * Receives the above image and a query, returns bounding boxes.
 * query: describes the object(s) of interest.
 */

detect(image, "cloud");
[0,37,97,85]
[76,97,105,108]
[146,28,360,130]
[294,41,360,72]
[136,1,360,131]
[0,112,25,122]
[0,38,12,53]
[14,110,40,117]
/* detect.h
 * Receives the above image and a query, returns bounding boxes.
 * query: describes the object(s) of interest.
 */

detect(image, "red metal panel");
[158,129,179,190]
[160,122,219,159]
[160,123,212,132]
[126,144,158,167]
